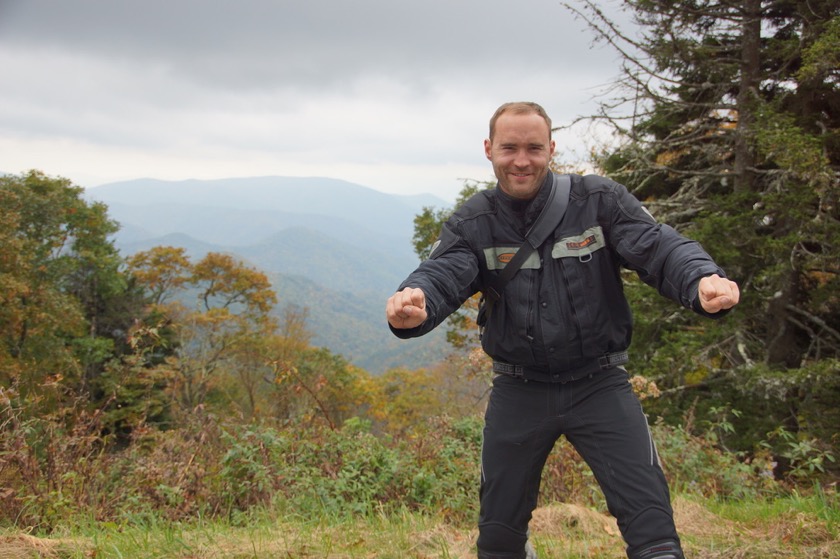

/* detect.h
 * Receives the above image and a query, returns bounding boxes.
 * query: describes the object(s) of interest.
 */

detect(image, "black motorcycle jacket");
[391,172,729,381]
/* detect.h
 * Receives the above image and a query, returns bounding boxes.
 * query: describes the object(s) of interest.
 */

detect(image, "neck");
[497,172,554,232]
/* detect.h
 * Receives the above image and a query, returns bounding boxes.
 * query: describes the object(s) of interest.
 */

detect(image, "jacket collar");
[495,172,554,234]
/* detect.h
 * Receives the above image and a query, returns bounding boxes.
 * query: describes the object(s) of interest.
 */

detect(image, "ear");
[549,139,556,157]
[484,138,492,160]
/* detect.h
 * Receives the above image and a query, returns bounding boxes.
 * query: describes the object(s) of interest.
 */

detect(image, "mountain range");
[84,176,453,374]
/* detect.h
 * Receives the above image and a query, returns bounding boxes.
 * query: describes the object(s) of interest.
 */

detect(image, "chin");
[506,185,540,199]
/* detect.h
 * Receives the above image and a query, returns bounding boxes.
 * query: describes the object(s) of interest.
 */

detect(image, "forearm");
[391,251,479,338]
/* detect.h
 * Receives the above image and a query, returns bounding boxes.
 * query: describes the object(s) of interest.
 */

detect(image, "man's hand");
[698,274,740,313]
[386,287,428,329]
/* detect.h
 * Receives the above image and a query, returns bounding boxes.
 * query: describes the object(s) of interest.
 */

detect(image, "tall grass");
[0,402,819,533]
[1,492,837,558]
[1,395,837,557]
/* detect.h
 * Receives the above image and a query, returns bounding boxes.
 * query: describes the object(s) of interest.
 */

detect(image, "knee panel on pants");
[622,505,680,551]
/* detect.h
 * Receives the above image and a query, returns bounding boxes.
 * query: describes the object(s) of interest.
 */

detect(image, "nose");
[513,149,530,167]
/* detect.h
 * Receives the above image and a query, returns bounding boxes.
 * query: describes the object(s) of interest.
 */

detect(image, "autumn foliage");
[0,132,836,537]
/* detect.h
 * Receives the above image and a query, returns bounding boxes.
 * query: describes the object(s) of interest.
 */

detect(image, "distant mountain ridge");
[85,176,451,373]
[91,176,442,233]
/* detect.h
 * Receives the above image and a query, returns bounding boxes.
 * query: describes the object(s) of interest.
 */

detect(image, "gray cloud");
[0,0,626,199]
[1,1,608,82]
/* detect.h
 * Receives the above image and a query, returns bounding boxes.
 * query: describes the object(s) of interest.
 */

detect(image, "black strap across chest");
[481,173,571,320]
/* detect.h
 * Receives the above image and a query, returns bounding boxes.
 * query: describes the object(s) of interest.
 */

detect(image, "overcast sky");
[0,0,628,202]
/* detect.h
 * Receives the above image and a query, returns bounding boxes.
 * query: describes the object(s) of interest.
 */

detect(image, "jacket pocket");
[551,226,606,261]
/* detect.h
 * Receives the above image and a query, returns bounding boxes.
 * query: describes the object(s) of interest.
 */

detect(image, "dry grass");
[0,534,80,559]
[432,497,838,558]
[1,496,837,558]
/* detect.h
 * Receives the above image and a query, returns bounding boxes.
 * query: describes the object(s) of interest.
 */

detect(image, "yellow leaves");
[684,365,711,386]
[126,246,190,305]
[805,270,834,289]
[655,147,690,168]
[126,321,165,352]
[629,375,661,400]
[130,247,277,321]
[467,347,491,369]
[191,252,277,316]
[42,373,65,387]
[131,248,278,332]
[193,306,233,324]
[271,362,296,385]
[126,249,283,413]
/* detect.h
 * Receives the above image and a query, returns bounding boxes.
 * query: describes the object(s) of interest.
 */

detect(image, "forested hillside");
[84,176,450,373]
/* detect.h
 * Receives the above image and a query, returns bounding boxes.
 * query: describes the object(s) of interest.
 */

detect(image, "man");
[386,102,739,559]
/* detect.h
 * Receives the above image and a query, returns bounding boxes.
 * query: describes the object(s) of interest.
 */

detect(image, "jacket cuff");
[389,323,427,339]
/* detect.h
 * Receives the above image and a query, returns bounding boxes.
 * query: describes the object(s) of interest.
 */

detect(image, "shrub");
[652,419,778,499]
[0,403,793,532]
[0,396,114,531]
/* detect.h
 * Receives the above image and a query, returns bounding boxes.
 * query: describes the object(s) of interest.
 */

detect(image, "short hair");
[489,102,552,140]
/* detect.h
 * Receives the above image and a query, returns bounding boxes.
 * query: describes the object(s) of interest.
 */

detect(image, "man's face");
[484,112,555,200]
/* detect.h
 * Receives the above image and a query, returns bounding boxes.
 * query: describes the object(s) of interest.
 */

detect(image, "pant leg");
[477,374,560,559]
[562,368,682,557]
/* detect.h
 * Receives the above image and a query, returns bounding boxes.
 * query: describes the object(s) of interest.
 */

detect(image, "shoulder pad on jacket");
[453,189,495,219]
[581,174,657,224]
[428,189,495,260]
[427,224,458,259]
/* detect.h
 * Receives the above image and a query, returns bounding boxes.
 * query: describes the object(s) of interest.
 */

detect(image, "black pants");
[477,368,681,559]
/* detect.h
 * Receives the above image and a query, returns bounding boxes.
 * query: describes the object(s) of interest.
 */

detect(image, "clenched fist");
[698,274,740,313]
[386,287,428,329]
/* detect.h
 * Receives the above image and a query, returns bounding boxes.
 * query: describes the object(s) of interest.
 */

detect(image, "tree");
[268,345,376,430]
[373,361,490,435]
[563,0,839,461]
[97,319,176,436]
[226,305,313,421]
[125,246,191,306]
[0,171,140,407]
[127,248,278,413]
